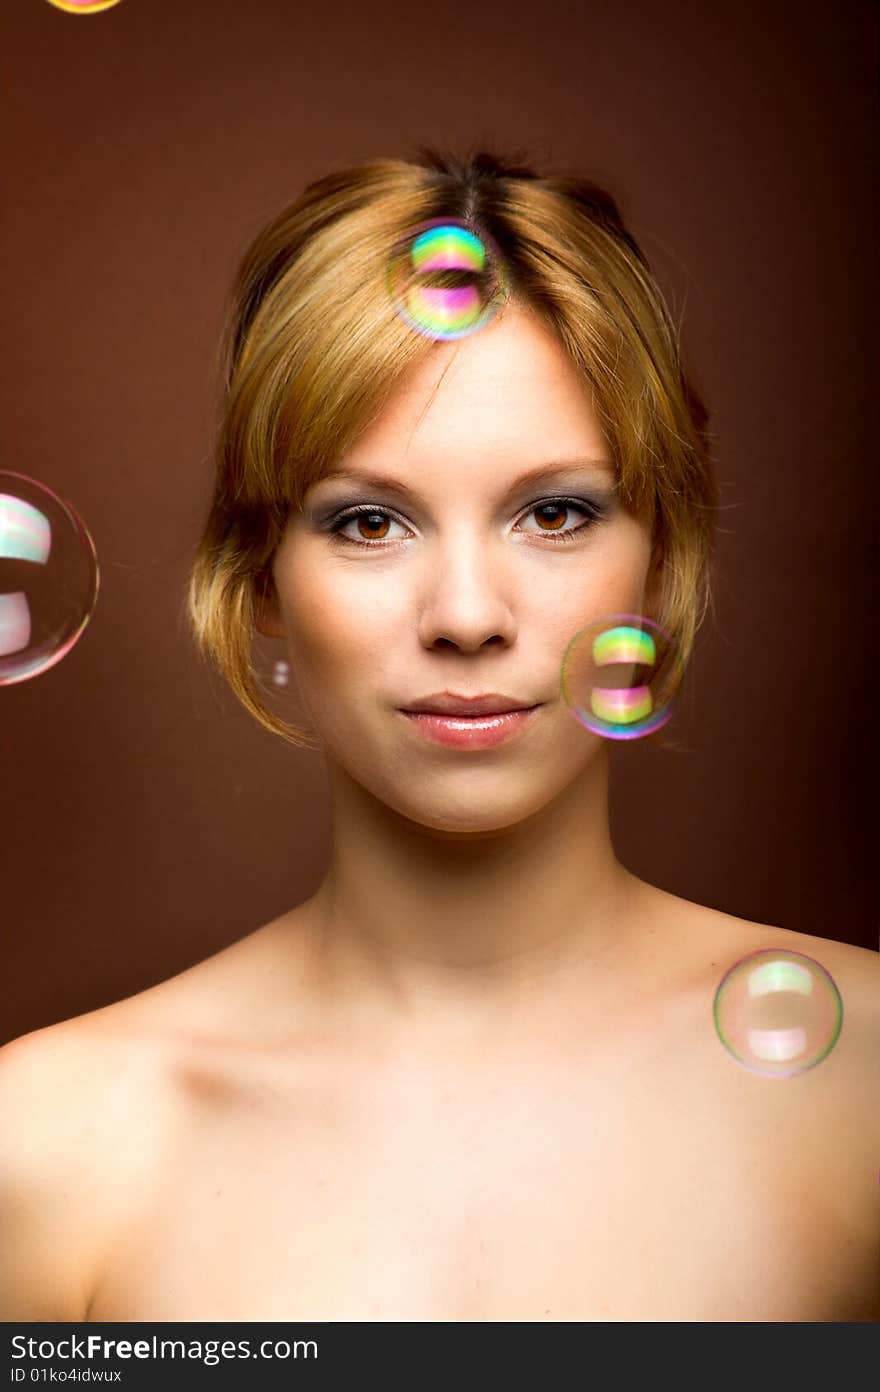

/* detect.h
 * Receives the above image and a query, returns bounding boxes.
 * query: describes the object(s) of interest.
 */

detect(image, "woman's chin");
[385,781,563,839]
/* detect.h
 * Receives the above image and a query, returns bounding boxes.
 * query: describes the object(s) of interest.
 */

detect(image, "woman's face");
[262,304,658,833]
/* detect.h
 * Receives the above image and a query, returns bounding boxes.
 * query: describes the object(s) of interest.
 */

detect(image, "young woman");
[2,147,877,1323]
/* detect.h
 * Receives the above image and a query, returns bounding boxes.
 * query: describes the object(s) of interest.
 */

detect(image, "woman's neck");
[299,750,642,1049]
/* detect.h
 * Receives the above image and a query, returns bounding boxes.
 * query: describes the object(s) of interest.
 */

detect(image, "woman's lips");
[398,705,541,749]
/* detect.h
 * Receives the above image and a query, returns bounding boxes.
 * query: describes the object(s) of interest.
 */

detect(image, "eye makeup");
[312,493,613,549]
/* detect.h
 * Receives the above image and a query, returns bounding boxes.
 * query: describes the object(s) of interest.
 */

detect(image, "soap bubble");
[0,472,99,685]
[45,1,123,13]
[386,219,508,341]
[713,948,843,1078]
[561,613,684,740]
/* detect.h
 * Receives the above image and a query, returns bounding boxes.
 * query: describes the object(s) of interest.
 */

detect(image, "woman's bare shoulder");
[0,1013,179,1320]
[637,878,880,994]
[638,879,880,1130]
[0,910,305,1319]
[17,906,309,1053]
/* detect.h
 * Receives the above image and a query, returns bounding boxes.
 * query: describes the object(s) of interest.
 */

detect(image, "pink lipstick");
[398,705,540,749]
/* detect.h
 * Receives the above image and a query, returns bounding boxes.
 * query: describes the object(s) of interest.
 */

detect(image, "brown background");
[1,0,877,1046]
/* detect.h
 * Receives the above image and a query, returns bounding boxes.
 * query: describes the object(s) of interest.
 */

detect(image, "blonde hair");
[185,145,717,752]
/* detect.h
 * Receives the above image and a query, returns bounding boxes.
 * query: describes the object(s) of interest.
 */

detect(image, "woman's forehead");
[326,319,611,481]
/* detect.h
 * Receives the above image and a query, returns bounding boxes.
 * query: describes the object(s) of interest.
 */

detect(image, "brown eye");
[518,498,600,543]
[328,506,410,545]
[533,503,568,531]
[355,511,392,541]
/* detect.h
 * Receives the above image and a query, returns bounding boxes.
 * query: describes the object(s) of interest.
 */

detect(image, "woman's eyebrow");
[315,457,617,502]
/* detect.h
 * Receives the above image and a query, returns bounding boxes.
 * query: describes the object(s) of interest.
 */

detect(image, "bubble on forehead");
[386,218,508,342]
[0,472,99,684]
[561,613,684,740]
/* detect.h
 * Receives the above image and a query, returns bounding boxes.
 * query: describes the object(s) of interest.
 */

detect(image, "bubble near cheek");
[46,0,124,12]
[713,949,843,1078]
[561,613,684,740]
[386,219,508,341]
[0,472,99,685]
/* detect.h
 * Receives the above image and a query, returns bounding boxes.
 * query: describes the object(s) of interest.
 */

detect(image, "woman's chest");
[86,1046,874,1321]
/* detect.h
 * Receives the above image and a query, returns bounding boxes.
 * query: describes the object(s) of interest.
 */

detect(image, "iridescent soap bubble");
[713,949,843,1078]
[46,1,123,13]
[0,472,99,685]
[386,218,508,341]
[561,613,684,740]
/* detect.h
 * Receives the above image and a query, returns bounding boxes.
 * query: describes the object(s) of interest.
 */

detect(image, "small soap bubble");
[386,219,508,341]
[561,613,684,740]
[46,1,123,13]
[0,472,99,685]
[713,949,843,1078]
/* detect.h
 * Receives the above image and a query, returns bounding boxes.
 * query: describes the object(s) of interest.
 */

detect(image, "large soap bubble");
[561,613,684,740]
[713,949,843,1078]
[387,219,508,341]
[0,472,99,685]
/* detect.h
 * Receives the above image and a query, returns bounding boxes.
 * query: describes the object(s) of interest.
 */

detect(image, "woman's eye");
[330,508,409,544]
[518,500,597,540]
[328,498,602,548]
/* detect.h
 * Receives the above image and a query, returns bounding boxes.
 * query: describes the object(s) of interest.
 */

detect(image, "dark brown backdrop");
[1,0,877,1045]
